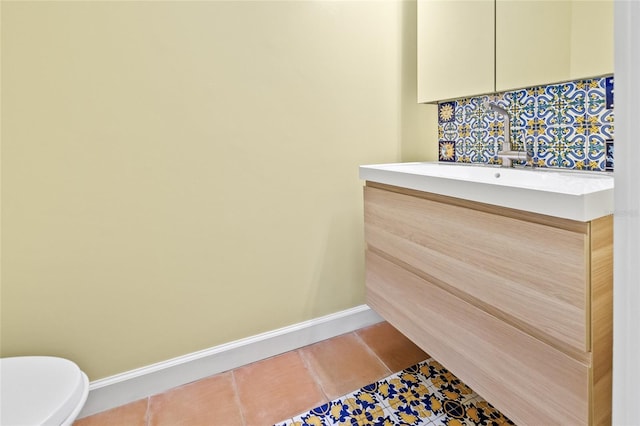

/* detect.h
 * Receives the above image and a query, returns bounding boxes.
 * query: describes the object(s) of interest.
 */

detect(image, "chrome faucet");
[486,102,531,167]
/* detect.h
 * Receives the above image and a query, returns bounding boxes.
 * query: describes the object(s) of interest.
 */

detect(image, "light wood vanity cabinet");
[364,182,613,425]
[418,0,614,103]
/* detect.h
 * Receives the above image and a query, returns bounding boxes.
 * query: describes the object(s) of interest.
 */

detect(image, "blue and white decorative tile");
[429,381,476,406]
[539,82,587,129]
[386,380,432,413]
[416,359,463,395]
[486,117,503,142]
[586,78,608,116]
[455,140,468,163]
[453,98,470,123]
[423,371,476,404]
[442,121,459,142]
[504,88,535,128]
[277,359,515,426]
[343,377,430,425]
[347,400,398,426]
[457,397,515,426]
[473,142,492,163]
[363,377,404,405]
[439,102,456,123]
[439,141,456,162]
[587,134,608,171]
[346,384,387,411]
[462,141,481,163]
[606,76,614,109]
[288,399,353,425]
[454,100,469,124]
[567,133,589,170]
[601,109,614,140]
[586,78,613,134]
[574,113,602,139]
[388,402,437,425]
[466,98,490,133]
[386,385,442,424]
[429,398,473,426]
[456,122,472,142]
[605,139,614,171]
[523,116,547,138]
[439,75,614,171]
[537,127,575,168]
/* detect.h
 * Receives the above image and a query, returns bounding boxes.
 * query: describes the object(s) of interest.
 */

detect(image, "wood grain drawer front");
[366,251,589,426]
[364,186,590,353]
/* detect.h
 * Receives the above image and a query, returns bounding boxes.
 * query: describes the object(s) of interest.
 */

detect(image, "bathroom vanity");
[360,163,614,425]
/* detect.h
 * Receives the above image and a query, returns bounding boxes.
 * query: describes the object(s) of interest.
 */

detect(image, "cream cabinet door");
[496,0,613,92]
[417,0,495,103]
[568,0,614,80]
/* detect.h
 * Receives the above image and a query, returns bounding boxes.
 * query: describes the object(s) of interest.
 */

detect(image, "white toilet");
[0,356,89,426]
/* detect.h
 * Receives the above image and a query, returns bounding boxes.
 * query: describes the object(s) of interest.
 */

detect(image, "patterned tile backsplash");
[438,76,614,171]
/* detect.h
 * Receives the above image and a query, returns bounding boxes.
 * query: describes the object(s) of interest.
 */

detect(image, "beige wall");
[0,1,436,379]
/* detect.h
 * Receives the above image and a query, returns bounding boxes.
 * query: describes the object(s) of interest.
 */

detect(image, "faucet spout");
[486,102,511,151]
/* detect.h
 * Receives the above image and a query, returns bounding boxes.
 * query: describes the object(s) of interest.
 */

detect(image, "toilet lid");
[0,356,89,426]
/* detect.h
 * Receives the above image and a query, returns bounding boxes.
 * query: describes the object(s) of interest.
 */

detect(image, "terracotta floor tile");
[73,398,148,426]
[300,332,391,400]
[357,321,429,372]
[148,371,242,426]
[234,350,326,426]
[75,325,426,426]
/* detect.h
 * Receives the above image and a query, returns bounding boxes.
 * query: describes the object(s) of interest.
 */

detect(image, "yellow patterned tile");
[277,360,514,426]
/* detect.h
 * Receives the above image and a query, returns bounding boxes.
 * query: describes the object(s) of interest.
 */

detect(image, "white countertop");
[360,162,614,222]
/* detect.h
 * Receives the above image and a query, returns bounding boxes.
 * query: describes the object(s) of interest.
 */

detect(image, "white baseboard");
[79,305,383,418]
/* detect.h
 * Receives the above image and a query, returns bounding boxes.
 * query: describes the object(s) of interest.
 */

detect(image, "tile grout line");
[229,370,247,426]
[296,348,331,409]
[352,329,393,377]
[291,331,394,422]
[144,397,151,426]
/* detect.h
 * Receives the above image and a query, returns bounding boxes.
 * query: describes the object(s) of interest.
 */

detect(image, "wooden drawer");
[366,250,590,425]
[364,186,590,353]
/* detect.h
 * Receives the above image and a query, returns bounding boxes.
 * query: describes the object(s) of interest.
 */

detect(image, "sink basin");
[359,162,614,221]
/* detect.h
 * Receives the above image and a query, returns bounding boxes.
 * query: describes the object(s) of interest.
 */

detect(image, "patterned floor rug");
[276,357,515,426]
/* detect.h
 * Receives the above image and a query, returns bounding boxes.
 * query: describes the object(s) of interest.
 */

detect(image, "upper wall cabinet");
[418,0,613,103]
[417,0,495,103]
[496,0,613,92]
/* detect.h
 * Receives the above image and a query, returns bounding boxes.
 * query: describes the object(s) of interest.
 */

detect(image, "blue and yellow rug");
[276,357,514,426]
